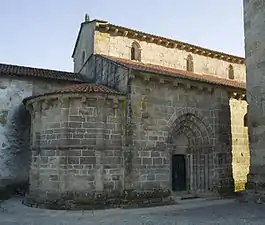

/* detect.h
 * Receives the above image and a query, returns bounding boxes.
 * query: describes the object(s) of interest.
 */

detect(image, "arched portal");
[168,112,213,193]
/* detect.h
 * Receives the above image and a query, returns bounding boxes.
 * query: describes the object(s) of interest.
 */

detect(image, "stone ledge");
[31,145,124,151]
[22,189,173,210]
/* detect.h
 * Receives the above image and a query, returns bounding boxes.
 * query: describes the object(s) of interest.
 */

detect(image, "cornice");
[96,22,245,64]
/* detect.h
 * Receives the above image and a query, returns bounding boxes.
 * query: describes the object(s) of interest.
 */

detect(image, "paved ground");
[1,198,265,224]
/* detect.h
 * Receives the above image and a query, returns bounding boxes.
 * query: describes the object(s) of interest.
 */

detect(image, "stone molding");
[167,107,214,141]
[24,93,126,111]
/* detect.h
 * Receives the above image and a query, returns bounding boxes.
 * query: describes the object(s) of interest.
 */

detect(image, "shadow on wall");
[0,103,31,199]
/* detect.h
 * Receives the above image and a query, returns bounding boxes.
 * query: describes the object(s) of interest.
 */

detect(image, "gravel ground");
[0,198,265,225]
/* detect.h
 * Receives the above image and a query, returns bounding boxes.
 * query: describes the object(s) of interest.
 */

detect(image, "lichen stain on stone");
[0,110,8,125]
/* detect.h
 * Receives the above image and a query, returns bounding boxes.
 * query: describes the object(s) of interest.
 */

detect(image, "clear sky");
[0,0,244,72]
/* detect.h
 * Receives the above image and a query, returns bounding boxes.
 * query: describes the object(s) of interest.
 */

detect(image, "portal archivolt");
[168,112,213,193]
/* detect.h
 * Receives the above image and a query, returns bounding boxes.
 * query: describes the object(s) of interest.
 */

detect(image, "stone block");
[80,157,96,165]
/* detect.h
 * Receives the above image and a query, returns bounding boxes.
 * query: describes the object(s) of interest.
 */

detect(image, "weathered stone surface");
[0,76,74,193]
[244,0,265,202]
[25,93,126,205]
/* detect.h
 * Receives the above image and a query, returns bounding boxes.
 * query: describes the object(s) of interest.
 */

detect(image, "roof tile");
[55,83,122,94]
[23,83,123,104]
[0,63,83,81]
[100,55,246,90]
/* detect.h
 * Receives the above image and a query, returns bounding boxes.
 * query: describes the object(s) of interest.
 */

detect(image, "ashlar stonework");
[243,0,265,202]
[23,84,128,208]
[0,16,250,209]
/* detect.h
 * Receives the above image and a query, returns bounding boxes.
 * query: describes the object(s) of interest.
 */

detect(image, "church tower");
[244,0,265,201]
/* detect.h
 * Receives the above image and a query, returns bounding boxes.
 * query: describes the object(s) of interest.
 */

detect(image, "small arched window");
[186,54,194,72]
[131,42,141,61]
[228,64,234,79]
[82,51,86,65]
[244,113,248,127]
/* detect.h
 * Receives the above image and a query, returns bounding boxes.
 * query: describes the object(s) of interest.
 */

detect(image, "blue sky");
[0,0,244,72]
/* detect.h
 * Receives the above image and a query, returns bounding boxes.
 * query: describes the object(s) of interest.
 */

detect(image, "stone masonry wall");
[94,30,246,82]
[244,0,265,195]
[229,98,249,191]
[73,22,96,73]
[0,76,77,192]
[127,74,236,194]
[27,93,126,203]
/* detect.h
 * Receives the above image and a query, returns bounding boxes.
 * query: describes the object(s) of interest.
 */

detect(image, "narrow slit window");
[131,42,141,61]
[228,64,234,79]
[186,54,194,72]
[82,51,86,65]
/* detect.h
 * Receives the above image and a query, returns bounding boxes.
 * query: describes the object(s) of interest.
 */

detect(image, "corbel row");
[229,92,246,100]
[97,24,244,64]
[134,72,213,94]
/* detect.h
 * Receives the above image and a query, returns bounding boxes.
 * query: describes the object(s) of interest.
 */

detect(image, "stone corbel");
[173,43,177,48]
[159,78,165,84]
[180,45,186,50]
[32,102,41,113]
[81,96,87,103]
[133,33,138,38]
[241,94,246,101]
[230,92,240,100]
[188,47,193,52]
[42,99,49,110]
[165,41,170,47]
[198,85,204,91]
[123,31,128,36]
[112,98,119,109]
[150,37,155,42]
[58,97,69,108]
[129,73,135,79]
[141,35,147,41]
[186,83,191,89]
[105,26,110,31]
[113,28,119,34]
[157,39,162,44]
[207,87,212,93]
[173,81,179,87]
[144,75,151,82]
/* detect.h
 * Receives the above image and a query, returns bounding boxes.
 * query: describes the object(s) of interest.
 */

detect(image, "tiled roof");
[100,55,246,90]
[0,63,83,82]
[54,83,123,94]
[23,83,123,104]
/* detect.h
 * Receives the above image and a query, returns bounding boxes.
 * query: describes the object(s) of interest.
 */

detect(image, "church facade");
[0,17,249,207]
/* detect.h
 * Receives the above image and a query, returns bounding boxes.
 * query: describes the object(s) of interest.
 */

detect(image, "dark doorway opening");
[172,154,186,191]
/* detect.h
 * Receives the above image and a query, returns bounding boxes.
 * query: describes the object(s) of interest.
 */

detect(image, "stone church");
[0,16,249,207]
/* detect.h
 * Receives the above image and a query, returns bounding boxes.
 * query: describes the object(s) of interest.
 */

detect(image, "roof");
[99,55,246,90]
[96,22,245,64]
[0,63,83,82]
[23,83,124,104]
[55,83,122,94]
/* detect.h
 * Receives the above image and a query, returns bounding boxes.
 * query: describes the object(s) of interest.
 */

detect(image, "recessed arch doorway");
[168,112,213,194]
